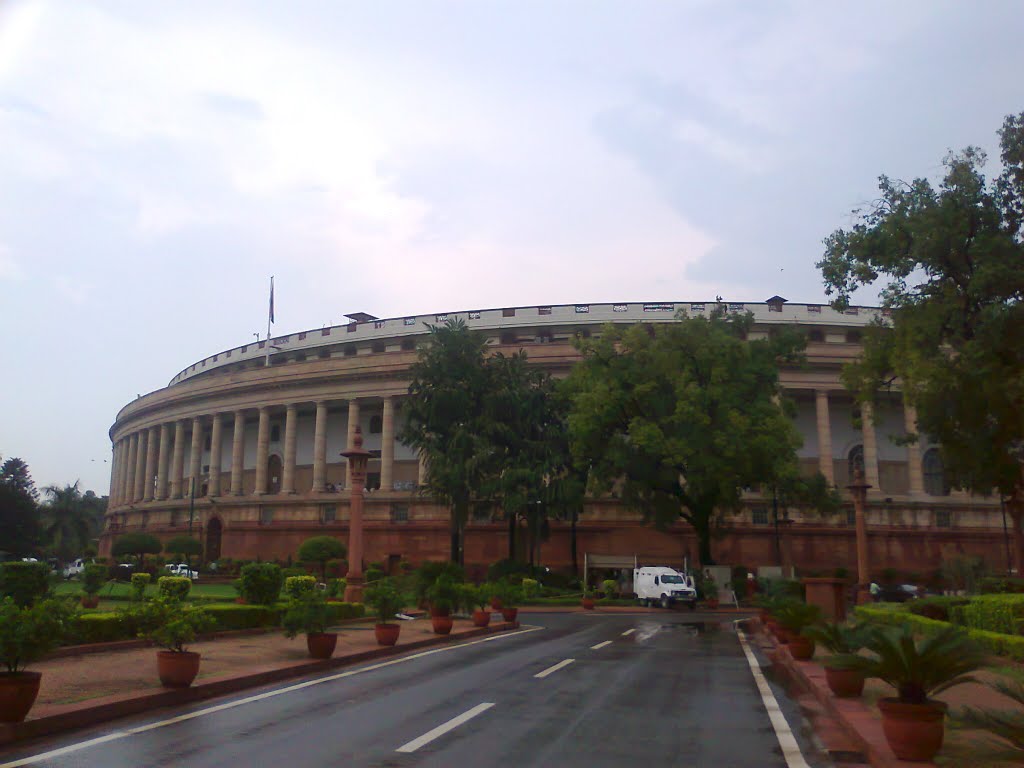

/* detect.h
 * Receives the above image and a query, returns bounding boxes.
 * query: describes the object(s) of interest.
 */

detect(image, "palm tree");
[41,482,95,561]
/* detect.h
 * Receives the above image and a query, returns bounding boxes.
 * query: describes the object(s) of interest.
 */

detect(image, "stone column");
[170,419,186,499]
[230,410,245,495]
[143,427,158,501]
[814,390,834,484]
[903,401,925,497]
[209,413,223,496]
[418,450,428,486]
[132,431,146,502]
[380,397,395,491]
[311,401,328,493]
[282,404,298,494]
[344,399,360,489]
[254,407,270,495]
[124,433,137,503]
[119,438,130,504]
[108,441,120,506]
[189,416,204,497]
[156,423,171,500]
[861,402,881,492]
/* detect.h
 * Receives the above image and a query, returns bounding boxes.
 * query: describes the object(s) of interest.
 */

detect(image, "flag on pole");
[269,276,275,324]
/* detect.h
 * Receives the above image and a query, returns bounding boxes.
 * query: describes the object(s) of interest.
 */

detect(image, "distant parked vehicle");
[873,583,920,603]
[63,558,88,579]
[166,563,199,580]
[633,566,698,609]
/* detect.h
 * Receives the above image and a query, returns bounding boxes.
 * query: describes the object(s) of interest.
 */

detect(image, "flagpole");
[265,275,274,367]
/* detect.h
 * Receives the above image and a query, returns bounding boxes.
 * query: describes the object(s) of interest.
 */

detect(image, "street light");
[340,426,371,603]
[848,466,872,605]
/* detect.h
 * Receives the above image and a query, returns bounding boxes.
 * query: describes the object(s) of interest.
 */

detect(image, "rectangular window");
[575,305,589,313]
[344,345,357,357]
[806,305,821,313]
[321,504,336,524]
[347,322,357,333]
[373,320,386,329]
[404,317,416,326]
[643,303,673,312]
[768,304,782,313]
[298,332,306,340]
[212,354,218,361]
[321,328,331,336]
[366,472,381,491]
[538,306,552,315]
[371,342,386,353]
[435,314,449,322]
[226,350,232,357]
[391,505,409,523]
[752,508,769,525]
[844,307,859,315]
[729,303,744,311]
[260,507,274,525]
[241,345,248,353]
[935,509,952,528]
[258,341,266,349]
[401,338,415,351]
[690,303,705,312]
[469,311,481,320]
[502,308,516,317]
[613,304,628,312]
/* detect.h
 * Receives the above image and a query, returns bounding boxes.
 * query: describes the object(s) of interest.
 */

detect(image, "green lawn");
[55,581,238,601]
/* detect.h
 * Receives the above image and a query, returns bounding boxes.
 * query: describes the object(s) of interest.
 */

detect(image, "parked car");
[62,558,88,579]
[873,583,920,603]
[166,563,199,580]
[633,566,698,609]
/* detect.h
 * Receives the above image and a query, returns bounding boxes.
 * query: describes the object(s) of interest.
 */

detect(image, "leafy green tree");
[111,532,162,567]
[296,536,346,583]
[0,455,40,557]
[818,111,1024,570]
[40,482,95,561]
[565,310,810,565]
[164,536,202,560]
[400,319,497,563]
[1,458,39,503]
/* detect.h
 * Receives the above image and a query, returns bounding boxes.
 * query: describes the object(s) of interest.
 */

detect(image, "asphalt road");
[0,612,831,768]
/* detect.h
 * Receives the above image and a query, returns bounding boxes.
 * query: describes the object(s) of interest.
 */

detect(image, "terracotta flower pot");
[472,609,491,627]
[501,607,518,623]
[581,598,595,610]
[375,623,400,646]
[306,632,338,659]
[0,672,42,723]
[877,698,947,762]
[81,595,99,609]
[824,665,865,698]
[431,615,454,635]
[157,651,201,688]
[788,635,815,661]
[430,605,451,618]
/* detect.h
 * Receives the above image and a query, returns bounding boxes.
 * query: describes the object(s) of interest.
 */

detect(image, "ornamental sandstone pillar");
[189,416,204,496]
[170,419,186,498]
[119,437,131,504]
[903,401,925,497]
[815,390,834,485]
[209,412,223,496]
[380,396,395,491]
[156,423,171,500]
[312,401,328,493]
[230,410,245,495]
[133,431,147,502]
[108,441,121,506]
[282,404,298,494]
[125,433,138,504]
[254,407,270,495]
[861,401,881,492]
[345,399,360,489]
[143,427,158,501]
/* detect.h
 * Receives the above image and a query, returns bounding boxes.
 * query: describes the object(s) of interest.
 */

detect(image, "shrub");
[82,563,107,597]
[961,595,1024,635]
[326,578,346,599]
[326,559,346,578]
[908,595,971,622]
[282,592,333,638]
[203,603,280,631]
[855,606,1024,662]
[427,576,461,613]
[130,573,151,601]
[365,566,384,583]
[281,567,306,579]
[601,579,618,599]
[487,559,542,582]
[284,575,317,599]
[415,562,465,605]
[135,596,214,653]
[110,532,163,565]
[521,578,540,599]
[163,535,202,560]
[239,563,284,606]
[941,554,987,593]
[325,601,364,622]
[978,576,1024,594]
[0,597,74,672]
[65,611,132,645]
[0,561,51,606]
[296,536,347,582]
[364,578,404,623]
[157,576,192,602]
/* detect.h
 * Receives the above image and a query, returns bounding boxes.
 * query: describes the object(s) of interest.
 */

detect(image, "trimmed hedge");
[130,573,151,600]
[960,594,1024,635]
[978,576,1024,594]
[239,563,284,606]
[284,575,316,600]
[0,561,51,606]
[907,595,970,622]
[203,603,282,631]
[325,601,364,623]
[854,605,1024,662]
[157,576,192,601]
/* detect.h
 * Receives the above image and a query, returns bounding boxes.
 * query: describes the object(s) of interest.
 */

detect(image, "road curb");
[0,621,519,749]
[760,622,934,768]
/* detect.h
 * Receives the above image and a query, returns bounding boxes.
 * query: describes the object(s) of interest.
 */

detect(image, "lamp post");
[848,466,872,605]
[341,426,371,603]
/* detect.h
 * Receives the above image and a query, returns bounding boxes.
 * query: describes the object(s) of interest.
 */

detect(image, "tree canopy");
[1,458,38,503]
[818,111,1024,568]
[0,456,40,557]
[111,532,162,563]
[164,535,203,558]
[564,310,815,565]
[41,482,106,562]
[297,536,346,582]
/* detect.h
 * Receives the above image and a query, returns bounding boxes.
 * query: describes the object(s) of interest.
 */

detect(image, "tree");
[818,111,1024,571]
[111,532,162,567]
[164,536,203,559]
[296,536,346,583]
[565,310,811,565]
[40,482,94,562]
[0,458,39,503]
[0,456,40,557]
[400,319,497,563]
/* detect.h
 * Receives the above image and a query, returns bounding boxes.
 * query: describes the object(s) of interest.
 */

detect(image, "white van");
[633,567,698,609]
[62,558,86,579]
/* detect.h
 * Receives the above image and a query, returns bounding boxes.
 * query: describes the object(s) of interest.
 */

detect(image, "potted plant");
[282,592,337,659]
[0,598,71,722]
[80,563,106,609]
[803,622,871,697]
[859,625,985,761]
[426,576,460,635]
[469,585,492,628]
[364,578,404,646]
[701,573,719,609]
[581,585,596,610]
[136,596,215,688]
[496,583,520,622]
[774,602,822,660]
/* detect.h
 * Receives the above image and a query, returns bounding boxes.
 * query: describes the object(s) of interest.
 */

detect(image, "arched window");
[923,448,950,496]
[369,415,383,434]
[847,444,864,481]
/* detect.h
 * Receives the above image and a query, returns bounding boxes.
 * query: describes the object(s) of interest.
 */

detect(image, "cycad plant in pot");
[426,576,460,635]
[581,584,595,610]
[498,583,520,623]
[467,584,491,628]
[282,592,337,659]
[860,625,986,762]
[364,578,404,646]
[803,622,871,697]
[135,596,215,688]
[80,563,106,609]
[0,598,71,722]
[774,603,822,660]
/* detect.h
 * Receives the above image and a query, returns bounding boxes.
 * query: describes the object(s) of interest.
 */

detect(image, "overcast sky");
[2,0,1022,495]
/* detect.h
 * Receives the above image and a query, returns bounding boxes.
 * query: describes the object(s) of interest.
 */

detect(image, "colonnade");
[108,397,408,507]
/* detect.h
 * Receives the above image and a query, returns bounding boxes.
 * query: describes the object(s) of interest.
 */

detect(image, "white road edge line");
[395,702,494,753]
[590,640,612,650]
[534,658,575,679]
[621,629,636,636]
[0,626,543,768]
[736,628,811,768]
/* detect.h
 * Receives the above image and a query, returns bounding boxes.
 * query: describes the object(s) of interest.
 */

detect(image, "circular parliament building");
[101,299,1003,575]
